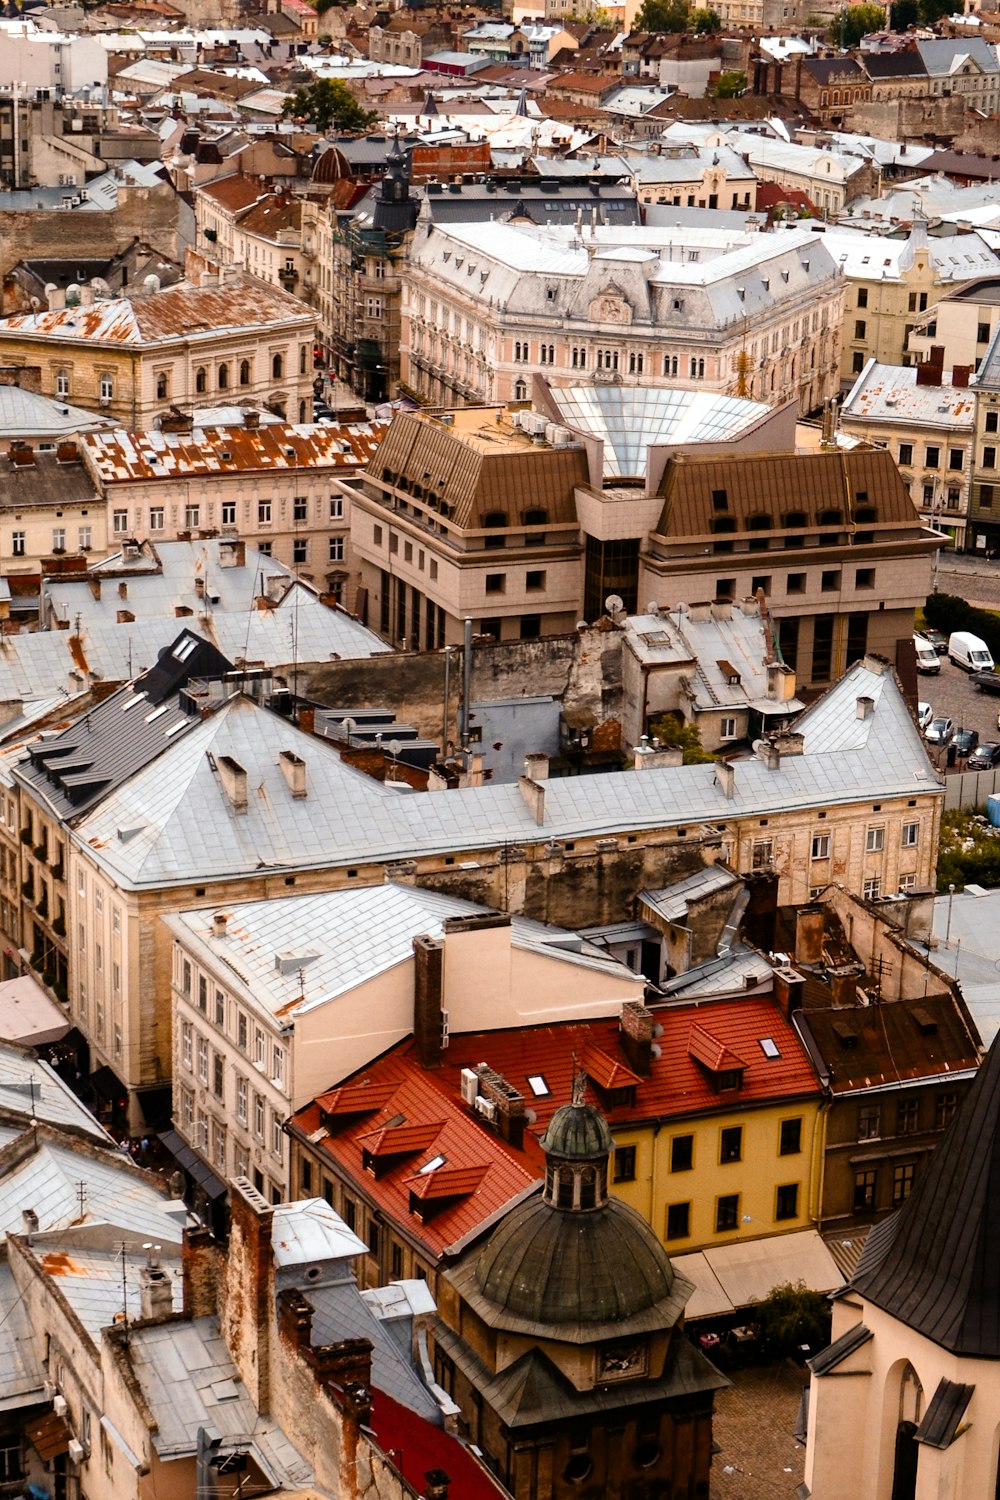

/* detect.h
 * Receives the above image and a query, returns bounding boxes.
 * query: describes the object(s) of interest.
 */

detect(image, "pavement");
[711,1361,807,1500]
[936,556,1000,611]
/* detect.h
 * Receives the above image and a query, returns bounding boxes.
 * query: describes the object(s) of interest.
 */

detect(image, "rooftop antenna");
[114,1241,130,1349]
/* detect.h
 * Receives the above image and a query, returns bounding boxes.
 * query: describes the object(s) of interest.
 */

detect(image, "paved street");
[936,557,1000,611]
[711,1361,807,1499]
[917,653,1000,771]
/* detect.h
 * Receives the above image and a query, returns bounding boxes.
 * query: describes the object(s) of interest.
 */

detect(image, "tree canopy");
[282,78,378,133]
[827,2,885,44]
[712,69,747,97]
[691,6,721,29]
[634,0,690,31]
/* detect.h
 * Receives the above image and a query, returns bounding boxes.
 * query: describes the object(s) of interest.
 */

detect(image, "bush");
[751,1280,832,1360]
[923,593,1000,662]
[936,807,1000,891]
[646,711,717,764]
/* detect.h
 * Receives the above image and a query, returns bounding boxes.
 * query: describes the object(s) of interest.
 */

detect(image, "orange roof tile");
[317,1082,395,1117]
[406,1164,489,1200]
[581,1042,642,1091]
[358,1120,445,1157]
[198,174,266,212]
[687,1022,748,1074]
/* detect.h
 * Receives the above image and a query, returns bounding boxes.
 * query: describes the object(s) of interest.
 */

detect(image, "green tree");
[712,69,747,97]
[828,2,885,45]
[282,78,378,133]
[634,0,690,31]
[646,712,717,765]
[690,5,721,28]
[751,1282,832,1360]
[889,0,917,26]
[918,0,951,20]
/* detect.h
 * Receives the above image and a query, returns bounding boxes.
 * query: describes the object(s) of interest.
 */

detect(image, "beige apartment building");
[163,885,643,1202]
[400,220,845,416]
[194,177,307,298]
[0,441,106,582]
[0,271,317,428]
[908,273,1000,374]
[81,418,385,598]
[840,357,974,549]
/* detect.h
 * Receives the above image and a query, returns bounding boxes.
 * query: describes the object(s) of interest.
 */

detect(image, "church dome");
[475,1193,675,1325]
[311,145,352,184]
[542,1100,613,1160]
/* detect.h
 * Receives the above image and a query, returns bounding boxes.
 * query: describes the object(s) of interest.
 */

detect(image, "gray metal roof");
[0,1261,47,1412]
[639,865,738,924]
[70,657,941,892]
[271,1198,367,1266]
[127,1316,316,1481]
[310,1276,442,1424]
[26,1238,184,1341]
[0,1047,111,1142]
[0,1135,185,1242]
[163,883,637,1022]
[0,387,117,438]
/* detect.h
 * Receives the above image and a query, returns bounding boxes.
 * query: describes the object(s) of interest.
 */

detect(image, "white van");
[914,636,940,674]
[948,631,995,673]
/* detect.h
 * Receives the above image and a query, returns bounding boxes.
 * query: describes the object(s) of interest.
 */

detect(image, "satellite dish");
[604,593,625,617]
[647,601,660,616]
[388,739,402,758]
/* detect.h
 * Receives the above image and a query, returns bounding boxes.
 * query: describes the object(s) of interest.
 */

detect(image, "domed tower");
[434,1079,727,1499]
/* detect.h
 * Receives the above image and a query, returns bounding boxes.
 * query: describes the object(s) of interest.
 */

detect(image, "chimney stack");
[22,1208,38,1237]
[222,1179,274,1413]
[795,905,825,965]
[773,965,805,1018]
[279,749,307,799]
[412,933,445,1068]
[619,1000,656,1076]
[519,773,545,824]
[139,1254,174,1322]
[212,911,229,938]
[856,696,874,720]
[715,761,735,798]
[217,755,248,813]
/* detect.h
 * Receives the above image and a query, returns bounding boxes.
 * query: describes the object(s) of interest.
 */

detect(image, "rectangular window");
[898,444,913,466]
[254,1092,264,1139]
[78,526,91,550]
[214,1121,226,1171]
[720,1125,742,1164]
[821,569,840,592]
[236,1075,247,1126]
[330,496,344,520]
[52,528,65,551]
[857,287,868,308]
[328,537,344,563]
[197,1035,208,1085]
[666,1202,690,1240]
[670,1134,693,1172]
[866,826,885,853]
[936,1092,957,1129]
[856,568,875,589]
[368,1220,379,1257]
[854,319,866,339]
[258,500,271,524]
[212,1052,224,1100]
[198,975,208,1013]
[613,1145,637,1182]
[854,1169,877,1213]
[716,1193,739,1232]
[752,839,773,870]
[221,501,236,526]
[949,449,963,471]
[485,573,505,595]
[775,1183,799,1220]
[892,1163,915,1207]
[293,496,308,522]
[526,570,546,591]
[858,1103,881,1140]
[901,821,919,848]
[787,573,806,595]
[272,1045,284,1085]
[185,504,200,530]
[863,876,882,900]
[980,322,992,345]
[271,1114,283,1158]
[182,1088,194,1132]
[984,446,997,469]
[11,532,25,557]
[181,1021,192,1070]
[149,507,164,532]
[779,1117,802,1155]
[720,716,737,740]
[925,445,940,469]
[811,833,830,860]
[293,539,308,564]
[237,1012,248,1052]
[987,409,999,432]
[214,990,225,1027]
[113,510,129,535]
[253,1027,265,1067]
[897,1098,918,1134]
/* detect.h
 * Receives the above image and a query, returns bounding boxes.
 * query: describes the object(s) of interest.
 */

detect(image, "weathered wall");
[0,185,194,276]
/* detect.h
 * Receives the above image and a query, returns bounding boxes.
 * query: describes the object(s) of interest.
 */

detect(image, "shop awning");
[89,1064,126,1101]
[158,1129,228,1200]
[672,1230,846,1321]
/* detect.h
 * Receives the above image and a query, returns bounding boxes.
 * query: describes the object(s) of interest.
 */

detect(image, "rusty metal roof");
[81,419,386,483]
[0,273,313,349]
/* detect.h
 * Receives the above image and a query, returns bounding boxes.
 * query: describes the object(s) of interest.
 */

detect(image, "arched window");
[156,373,168,400]
[195,367,207,394]
[218,363,229,390]
[239,359,251,387]
[783,511,808,529]
[272,352,283,380]
[513,378,527,401]
[299,345,307,374]
[299,400,306,422]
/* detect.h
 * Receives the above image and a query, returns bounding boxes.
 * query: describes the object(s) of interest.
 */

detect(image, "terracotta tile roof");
[292,996,819,1263]
[687,1022,748,1073]
[359,1120,446,1157]
[238,195,302,237]
[82,420,385,485]
[197,174,267,212]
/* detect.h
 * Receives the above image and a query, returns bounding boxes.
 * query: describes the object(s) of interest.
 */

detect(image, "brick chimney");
[773,965,805,1018]
[139,1248,175,1322]
[182,1224,219,1319]
[222,1178,274,1413]
[218,755,248,813]
[477,1066,526,1149]
[413,933,445,1067]
[619,1000,655,1076]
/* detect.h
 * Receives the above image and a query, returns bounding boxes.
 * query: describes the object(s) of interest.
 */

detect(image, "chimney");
[619,1000,655,1076]
[22,1208,38,1238]
[118,581,127,599]
[523,752,549,781]
[219,539,246,568]
[194,577,206,599]
[89,579,101,601]
[56,441,78,464]
[773,964,805,1018]
[758,739,781,770]
[953,365,971,388]
[212,911,229,938]
[829,965,859,1005]
[856,696,874,720]
[47,286,66,311]
[222,1178,274,1412]
[477,1067,526,1149]
[244,408,260,430]
[182,1224,218,1319]
[715,761,735,798]
[279,749,307,798]
[519,773,545,824]
[633,741,683,769]
[79,283,95,307]
[795,904,825,965]
[423,1474,451,1500]
[139,1252,174,1323]
[412,933,445,1068]
[217,755,248,813]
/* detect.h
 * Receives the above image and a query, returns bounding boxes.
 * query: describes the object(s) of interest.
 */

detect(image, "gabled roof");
[850,1030,1000,1357]
[687,1023,747,1074]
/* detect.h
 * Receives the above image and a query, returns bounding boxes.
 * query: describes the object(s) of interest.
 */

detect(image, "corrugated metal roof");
[82,419,384,484]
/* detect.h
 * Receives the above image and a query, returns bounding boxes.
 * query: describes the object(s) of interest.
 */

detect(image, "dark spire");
[514,85,529,117]
[850,1034,1000,1356]
[372,136,418,234]
[422,90,439,117]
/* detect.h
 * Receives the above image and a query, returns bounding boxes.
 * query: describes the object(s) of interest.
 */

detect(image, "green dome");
[475,1194,676,1325]
[541,1101,614,1160]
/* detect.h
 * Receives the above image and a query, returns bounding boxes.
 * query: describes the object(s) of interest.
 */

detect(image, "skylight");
[418,1154,446,1174]
[527,1075,550,1097]
[172,636,198,662]
[759,1037,781,1059]
[144,704,169,723]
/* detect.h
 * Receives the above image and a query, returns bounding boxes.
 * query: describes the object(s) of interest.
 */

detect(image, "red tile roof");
[370,1389,507,1500]
[291,997,820,1265]
[359,1121,446,1158]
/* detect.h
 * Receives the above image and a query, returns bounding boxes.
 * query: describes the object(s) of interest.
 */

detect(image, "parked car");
[925,715,954,744]
[914,635,941,674]
[918,628,948,655]
[951,727,980,758]
[972,669,1000,695]
[918,701,933,731]
[968,741,1000,770]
